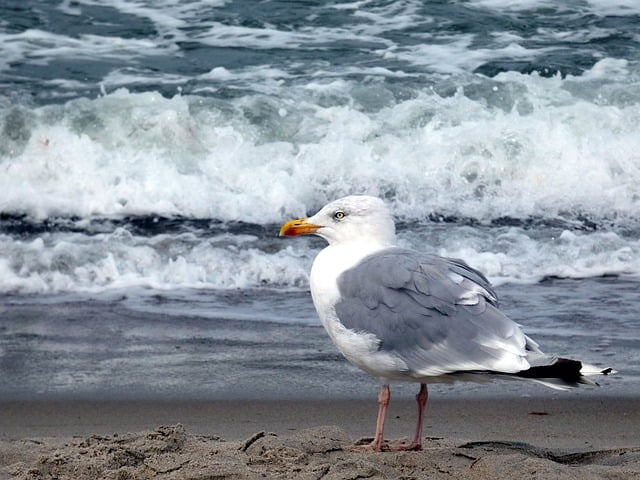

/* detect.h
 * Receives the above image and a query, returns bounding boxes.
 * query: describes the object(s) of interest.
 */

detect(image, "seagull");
[279,195,613,452]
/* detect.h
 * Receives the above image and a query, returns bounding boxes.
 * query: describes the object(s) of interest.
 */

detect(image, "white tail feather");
[581,363,616,376]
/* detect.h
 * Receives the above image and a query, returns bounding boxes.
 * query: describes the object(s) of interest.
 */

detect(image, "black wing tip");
[517,359,616,388]
[517,358,583,383]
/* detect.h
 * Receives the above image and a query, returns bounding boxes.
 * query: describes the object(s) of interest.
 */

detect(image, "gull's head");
[279,195,396,247]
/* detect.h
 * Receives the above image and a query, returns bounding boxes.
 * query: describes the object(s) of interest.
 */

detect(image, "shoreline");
[2,395,639,479]
[2,394,638,449]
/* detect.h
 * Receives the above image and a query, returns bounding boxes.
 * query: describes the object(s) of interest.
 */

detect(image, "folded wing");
[334,248,538,378]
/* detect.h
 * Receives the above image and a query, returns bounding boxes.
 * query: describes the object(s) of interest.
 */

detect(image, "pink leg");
[348,384,390,452]
[349,383,428,452]
[386,383,428,451]
[408,383,429,450]
[371,384,391,451]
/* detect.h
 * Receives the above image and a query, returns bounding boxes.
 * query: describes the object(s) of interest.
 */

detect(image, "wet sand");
[2,395,639,479]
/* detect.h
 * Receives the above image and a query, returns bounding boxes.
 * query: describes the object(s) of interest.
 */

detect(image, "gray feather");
[335,248,525,376]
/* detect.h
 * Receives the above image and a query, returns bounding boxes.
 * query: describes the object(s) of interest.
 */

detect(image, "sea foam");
[1,58,639,293]
[2,59,639,224]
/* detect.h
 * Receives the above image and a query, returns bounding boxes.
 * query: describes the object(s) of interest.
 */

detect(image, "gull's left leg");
[348,384,391,452]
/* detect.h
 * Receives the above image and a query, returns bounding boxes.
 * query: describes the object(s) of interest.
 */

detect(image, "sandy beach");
[1,395,638,479]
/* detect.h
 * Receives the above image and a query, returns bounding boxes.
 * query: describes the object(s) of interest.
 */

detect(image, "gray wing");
[335,248,532,377]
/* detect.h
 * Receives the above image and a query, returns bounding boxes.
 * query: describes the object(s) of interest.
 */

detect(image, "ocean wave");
[1,61,639,225]
[0,218,638,294]
[1,0,639,294]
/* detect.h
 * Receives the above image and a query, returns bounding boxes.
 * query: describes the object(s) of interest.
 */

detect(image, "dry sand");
[1,396,639,479]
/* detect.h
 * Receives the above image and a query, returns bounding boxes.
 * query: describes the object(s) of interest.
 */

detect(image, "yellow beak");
[279,218,321,237]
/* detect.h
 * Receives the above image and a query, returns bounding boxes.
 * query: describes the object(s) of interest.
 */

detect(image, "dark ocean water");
[0,1,638,399]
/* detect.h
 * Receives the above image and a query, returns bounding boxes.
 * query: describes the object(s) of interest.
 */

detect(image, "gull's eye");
[333,210,346,220]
